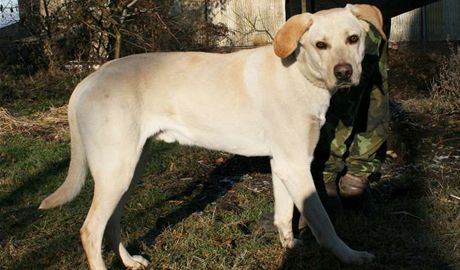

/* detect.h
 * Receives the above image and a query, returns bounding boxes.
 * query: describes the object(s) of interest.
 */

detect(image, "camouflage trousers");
[312,30,390,184]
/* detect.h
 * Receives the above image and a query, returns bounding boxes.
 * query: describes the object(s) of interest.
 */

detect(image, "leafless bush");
[8,0,230,74]
[429,45,460,114]
[0,0,229,74]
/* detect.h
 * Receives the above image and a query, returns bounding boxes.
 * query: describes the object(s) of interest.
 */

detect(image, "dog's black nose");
[334,64,353,81]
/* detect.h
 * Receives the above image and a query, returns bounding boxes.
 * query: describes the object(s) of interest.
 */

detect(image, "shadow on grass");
[0,158,69,207]
[13,233,86,270]
[0,157,74,267]
[12,234,84,269]
[122,156,271,263]
[0,158,70,232]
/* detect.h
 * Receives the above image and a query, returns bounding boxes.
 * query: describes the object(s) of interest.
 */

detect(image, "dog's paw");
[281,237,304,249]
[125,255,149,269]
[340,250,375,264]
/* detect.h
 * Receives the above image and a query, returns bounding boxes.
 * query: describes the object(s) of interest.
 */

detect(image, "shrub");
[429,45,460,114]
[3,0,230,74]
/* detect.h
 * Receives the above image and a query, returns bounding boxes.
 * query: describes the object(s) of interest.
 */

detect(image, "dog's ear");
[273,13,313,58]
[347,4,387,40]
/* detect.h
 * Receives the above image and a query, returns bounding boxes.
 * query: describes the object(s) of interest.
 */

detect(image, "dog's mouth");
[334,79,354,89]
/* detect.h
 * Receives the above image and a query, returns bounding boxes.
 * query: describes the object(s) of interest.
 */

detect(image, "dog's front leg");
[270,157,374,264]
[269,123,374,264]
[271,169,303,248]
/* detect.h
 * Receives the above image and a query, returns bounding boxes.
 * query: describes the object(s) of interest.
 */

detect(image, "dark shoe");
[338,173,369,198]
[325,181,338,197]
[321,181,343,224]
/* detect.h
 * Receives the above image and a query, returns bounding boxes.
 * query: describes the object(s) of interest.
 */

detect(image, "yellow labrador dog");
[40,4,386,269]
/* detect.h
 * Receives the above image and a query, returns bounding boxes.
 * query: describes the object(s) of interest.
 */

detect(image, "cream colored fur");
[39,5,385,269]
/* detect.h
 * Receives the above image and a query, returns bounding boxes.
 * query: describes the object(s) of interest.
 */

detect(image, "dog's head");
[273,4,386,90]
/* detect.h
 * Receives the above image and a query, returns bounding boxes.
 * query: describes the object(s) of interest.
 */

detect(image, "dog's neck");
[279,50,332,92]
[302,71,329,90]
[287,52,329,90]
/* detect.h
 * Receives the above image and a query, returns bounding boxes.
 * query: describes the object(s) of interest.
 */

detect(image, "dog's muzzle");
[333,63,357,89]
[334,63,353,81]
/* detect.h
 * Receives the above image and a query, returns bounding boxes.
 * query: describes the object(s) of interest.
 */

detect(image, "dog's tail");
[39,99,88,209]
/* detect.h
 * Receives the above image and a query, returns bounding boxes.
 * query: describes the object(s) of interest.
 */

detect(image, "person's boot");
[325,181,339,197]
[321,180,343,224]
[338,173,369,198]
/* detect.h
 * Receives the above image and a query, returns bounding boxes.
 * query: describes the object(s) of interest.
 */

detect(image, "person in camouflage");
[311,26,389,199]
[282,0,438,229]
[285,0,439,203]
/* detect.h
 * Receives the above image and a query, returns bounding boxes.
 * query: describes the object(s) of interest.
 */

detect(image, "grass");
[393,44,460,117]
[1,44,460,269]
[429,45,460,114]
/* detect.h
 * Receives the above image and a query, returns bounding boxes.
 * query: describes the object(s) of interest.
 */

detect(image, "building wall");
[390,0,460,42]
[208,0,285,46]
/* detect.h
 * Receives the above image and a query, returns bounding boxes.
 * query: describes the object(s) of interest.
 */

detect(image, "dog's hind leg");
[80,133,148,270]
[105,142,152,269]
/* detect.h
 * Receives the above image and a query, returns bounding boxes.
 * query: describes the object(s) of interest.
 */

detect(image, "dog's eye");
[315,41,328,50]
[348,35,359,44]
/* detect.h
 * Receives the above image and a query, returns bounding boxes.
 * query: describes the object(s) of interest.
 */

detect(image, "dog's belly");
[154,124,270,157]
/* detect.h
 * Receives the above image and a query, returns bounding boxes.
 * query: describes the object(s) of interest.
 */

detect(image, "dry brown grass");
[430,45,460,114]
[400,45,460,116]
[0,106,68,141]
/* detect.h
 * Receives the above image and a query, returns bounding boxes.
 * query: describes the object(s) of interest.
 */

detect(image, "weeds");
[0,69,74,142]
[0,106,68,141]
[430,45,460,114]
[401,44,460,116]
